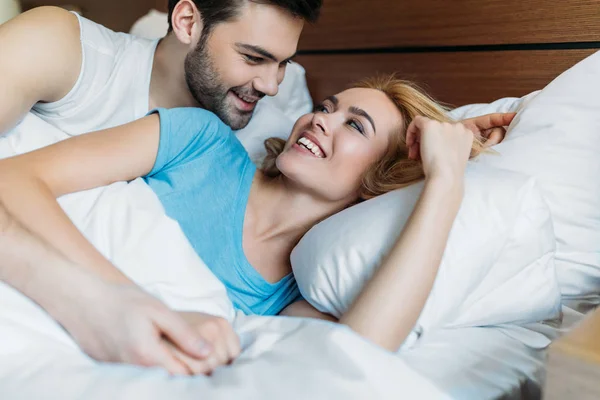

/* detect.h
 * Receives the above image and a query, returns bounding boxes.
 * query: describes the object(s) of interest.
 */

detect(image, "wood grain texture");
[22,0,167,32]
[544,307,600,400]
[295,49,596,107]
[300,0,600,50]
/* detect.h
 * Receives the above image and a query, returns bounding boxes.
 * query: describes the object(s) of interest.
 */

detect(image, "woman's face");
[276,88,403,203]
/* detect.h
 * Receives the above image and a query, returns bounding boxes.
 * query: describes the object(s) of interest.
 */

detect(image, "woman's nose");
[312,113,330,136]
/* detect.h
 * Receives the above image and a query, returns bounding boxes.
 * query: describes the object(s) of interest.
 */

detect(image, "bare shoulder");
[3,6,80,45]
[0,6,81,103]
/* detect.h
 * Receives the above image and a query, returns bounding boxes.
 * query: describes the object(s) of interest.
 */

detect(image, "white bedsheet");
[0,281,447,399]
[0,283,575,400]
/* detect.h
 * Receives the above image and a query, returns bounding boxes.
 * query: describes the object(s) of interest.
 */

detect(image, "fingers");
[129,332,192,376]
[155,341,195,376]
[153,307,212,359]
[222,321,242,363]
[406,116,427,160]
[163,316,241,376]
[467,112,516,130]
[164,340,213,376]
[482,127,506,147]
[197,318,241,370]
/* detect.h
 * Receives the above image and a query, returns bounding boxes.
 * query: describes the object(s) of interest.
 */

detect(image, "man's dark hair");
[167,0,322,34]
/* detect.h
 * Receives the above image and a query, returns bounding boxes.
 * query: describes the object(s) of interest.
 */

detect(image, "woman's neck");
[246,172,351,247]
[149,35,200,111]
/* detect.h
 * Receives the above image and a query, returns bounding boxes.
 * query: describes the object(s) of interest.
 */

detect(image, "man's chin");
[224,110,254,131]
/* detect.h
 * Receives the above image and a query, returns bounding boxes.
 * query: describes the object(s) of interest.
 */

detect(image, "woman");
[0,75,512,375]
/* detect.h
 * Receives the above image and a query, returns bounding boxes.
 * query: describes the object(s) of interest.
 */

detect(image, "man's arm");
[0,199,230,375]
[0,6,82,133]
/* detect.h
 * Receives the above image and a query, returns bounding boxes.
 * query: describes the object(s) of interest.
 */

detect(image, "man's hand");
[56,279,215,376]
[163,312,241,375]
[460,113,516,147]
[0,198,225,376]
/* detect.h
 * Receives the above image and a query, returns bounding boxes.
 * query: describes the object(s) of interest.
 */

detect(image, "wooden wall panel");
[300,0,600,50]
[296,49,595,107]
[22,0,168,32]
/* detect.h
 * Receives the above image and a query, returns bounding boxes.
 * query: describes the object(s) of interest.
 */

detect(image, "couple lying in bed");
[0,1,516,377]
[0,74,514,375]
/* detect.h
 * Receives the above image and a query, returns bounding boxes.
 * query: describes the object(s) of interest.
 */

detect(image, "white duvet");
[0,111,555,399]
[0,114,449,399]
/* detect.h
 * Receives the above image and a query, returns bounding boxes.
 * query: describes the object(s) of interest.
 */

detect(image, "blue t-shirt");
[143,107,301,316]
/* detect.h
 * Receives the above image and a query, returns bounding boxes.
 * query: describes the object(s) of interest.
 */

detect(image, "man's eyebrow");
[349,106,377,134]
[235,43,296,63]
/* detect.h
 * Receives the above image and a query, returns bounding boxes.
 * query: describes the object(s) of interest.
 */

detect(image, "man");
[0,0,512,377]
[0,0,321,376]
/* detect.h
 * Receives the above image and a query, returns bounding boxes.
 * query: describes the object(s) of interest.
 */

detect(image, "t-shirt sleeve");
[147,107,232,175]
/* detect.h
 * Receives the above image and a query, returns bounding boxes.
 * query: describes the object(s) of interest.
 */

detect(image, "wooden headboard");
[21,0,168,33]
[21,0,600,106]
[296,0,600,106]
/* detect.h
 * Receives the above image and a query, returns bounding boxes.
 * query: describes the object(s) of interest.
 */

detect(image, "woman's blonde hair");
[262,74,485,200]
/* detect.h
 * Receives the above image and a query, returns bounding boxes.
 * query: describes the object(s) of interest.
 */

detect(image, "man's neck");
[149,34,201,111]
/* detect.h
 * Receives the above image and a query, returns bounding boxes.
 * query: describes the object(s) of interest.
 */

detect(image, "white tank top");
[32,13,158,135]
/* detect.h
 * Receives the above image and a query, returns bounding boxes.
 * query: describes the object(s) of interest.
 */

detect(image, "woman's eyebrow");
[349,106,377,134]
[324,95,339,106]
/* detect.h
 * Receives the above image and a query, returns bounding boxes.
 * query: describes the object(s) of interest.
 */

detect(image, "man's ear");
[170,0,203,46]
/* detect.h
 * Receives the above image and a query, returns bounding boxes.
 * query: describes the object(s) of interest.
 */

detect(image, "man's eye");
[244,54,263,63]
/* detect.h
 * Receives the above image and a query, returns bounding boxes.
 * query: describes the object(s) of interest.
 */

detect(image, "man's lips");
[230,90,259,112]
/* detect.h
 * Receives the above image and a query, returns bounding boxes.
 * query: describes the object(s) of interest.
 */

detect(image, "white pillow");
[447,91,539,121]
[129,9,169,40]
[475,50,600,304]
[291,164,560,347]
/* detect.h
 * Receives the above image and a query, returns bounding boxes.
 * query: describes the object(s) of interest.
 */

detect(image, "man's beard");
[184,37,264,130]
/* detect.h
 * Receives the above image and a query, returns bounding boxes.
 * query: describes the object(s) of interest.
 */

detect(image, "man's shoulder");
[75,13,148,55]
[11,7,81,50]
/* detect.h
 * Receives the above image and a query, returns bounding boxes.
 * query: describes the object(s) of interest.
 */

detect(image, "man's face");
[184,2,304,130]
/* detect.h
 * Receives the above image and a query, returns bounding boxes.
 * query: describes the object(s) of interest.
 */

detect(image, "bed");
[293,2,600,397]
[2,1,600,399]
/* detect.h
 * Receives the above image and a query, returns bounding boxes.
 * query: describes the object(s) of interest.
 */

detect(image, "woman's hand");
[405,116,474,182]
[460,112,516,147]
[163,312,241,375]
[339,116,472,351]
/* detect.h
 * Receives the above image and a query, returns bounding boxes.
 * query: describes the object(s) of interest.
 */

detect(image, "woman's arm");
[339,176,462,351]
[279,300,337,322]
[284,118,472,352]
[0,114,160,282]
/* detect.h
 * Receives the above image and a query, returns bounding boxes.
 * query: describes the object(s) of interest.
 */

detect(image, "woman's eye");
[313,104,329,113]
[348,120,365,135]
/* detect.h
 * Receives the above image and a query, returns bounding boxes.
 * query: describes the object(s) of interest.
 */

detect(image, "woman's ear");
[170,0,204,46]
